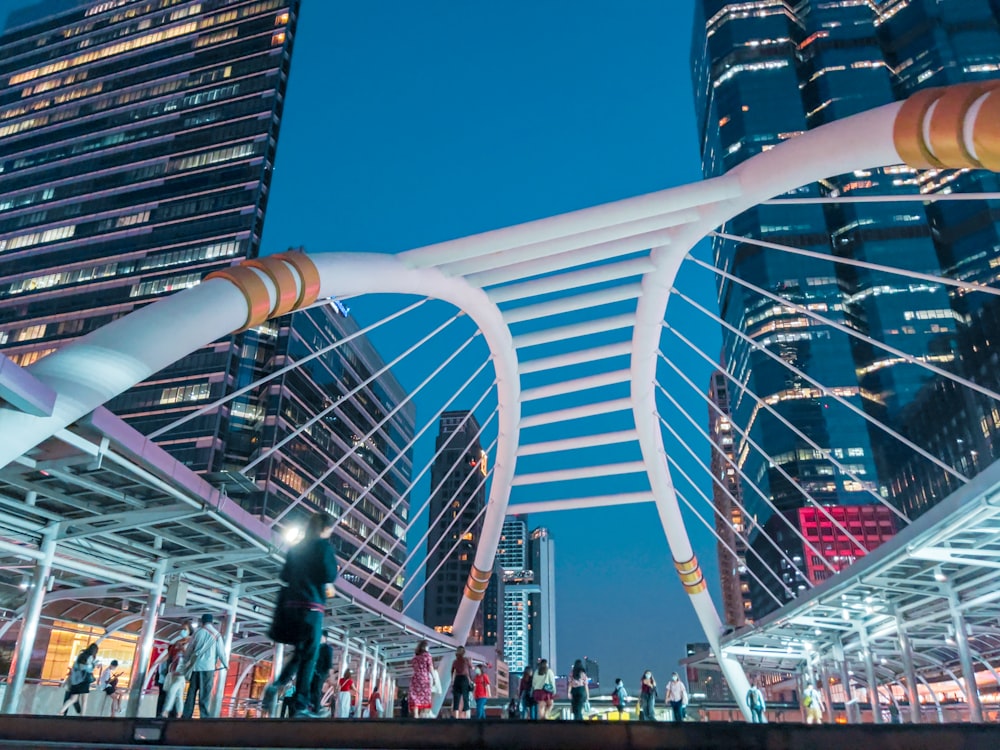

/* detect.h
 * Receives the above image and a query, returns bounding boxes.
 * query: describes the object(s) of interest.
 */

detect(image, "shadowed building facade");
[692,0,1000,617]
[0,0,300,472]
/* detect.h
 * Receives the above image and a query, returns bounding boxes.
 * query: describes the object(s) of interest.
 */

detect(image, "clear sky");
[0,0,725,691]
[260,0,724,688]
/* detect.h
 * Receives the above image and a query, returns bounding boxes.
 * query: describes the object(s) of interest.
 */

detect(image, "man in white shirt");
[97,660,122,716]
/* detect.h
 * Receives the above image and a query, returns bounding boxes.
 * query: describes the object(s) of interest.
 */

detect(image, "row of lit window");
[158,382,211,404]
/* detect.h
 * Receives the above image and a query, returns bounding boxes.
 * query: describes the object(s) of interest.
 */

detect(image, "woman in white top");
[568,659,590,721]
[530,659,555,720]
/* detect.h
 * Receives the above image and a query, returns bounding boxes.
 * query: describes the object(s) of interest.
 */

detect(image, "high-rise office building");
[708,367,752,627]
[497,516,558,675]
[0,0,299,472]
[238,303,414,606]
[423,411,489,640]
[529,526,556,674]
[692,0,1000,617]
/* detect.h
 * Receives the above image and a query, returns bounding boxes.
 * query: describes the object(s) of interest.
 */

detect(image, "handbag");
[267,586,307,645]
[430,668,442,695]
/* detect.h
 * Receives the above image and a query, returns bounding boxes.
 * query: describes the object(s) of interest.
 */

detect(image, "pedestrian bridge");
[2,82,1000,723]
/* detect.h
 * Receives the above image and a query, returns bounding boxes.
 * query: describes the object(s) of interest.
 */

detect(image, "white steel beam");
[487,257,655,303]
[465,229,673,288]
[512,314,634,348]
[511,461,647,486]
[518,341,631,374]
[506,492,653,513]
[516,429,638,456]
[521,370,631,402]
[398,176,739,267]
[519,398,632,428]
[502,283,642,323]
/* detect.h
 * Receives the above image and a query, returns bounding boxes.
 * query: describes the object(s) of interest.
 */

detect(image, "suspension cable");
[337,358,495,573]
[664,322,910,525]
[269,331,485,527]
[387,439,498,608]
[659,353,871,557]
[400,503,490,616]
[690,255,1000,406]
[656,378,839,572]
[241,310,465,475]
[148,298,429,439]
[673,484,787,608]
[669,287,970,484]
[765,193,1000,205]
[711,231,1000,300]
[360,407,499,592]
[656,414,804,596]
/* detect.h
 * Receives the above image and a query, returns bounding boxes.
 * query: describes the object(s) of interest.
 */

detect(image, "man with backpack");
[611,678,629,719]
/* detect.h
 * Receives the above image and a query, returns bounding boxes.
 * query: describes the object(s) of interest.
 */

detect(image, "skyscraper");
[497,516,558,675]
[529,526,556,674]
[239,303,414,606]
[0,0,300,471]
[692,0,1000,617]
[423,411,489,640]
[708,367,752,627]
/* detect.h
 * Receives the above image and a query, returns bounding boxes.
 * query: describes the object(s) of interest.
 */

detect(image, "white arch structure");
[2,82,999,721]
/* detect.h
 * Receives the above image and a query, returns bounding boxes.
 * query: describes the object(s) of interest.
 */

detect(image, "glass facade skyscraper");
[692,0,1000,617]
[0,0,299,472]
[424,411,489,641]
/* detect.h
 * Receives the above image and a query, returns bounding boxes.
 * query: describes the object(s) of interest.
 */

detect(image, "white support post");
[859,628,882,724]
[357,645,369,717]
[272,643,285,683]
[1,528,56,715]
[895,609,921,723]
[125,561,166,718]
[834,641,857,725]
[209,584,240,718]
[948,586,983,722]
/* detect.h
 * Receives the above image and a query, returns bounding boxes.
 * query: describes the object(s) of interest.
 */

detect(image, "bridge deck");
[1,716,998,750]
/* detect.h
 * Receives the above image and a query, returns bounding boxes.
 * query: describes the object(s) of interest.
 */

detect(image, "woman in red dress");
[409,640,434,718]
[335,669,354,718]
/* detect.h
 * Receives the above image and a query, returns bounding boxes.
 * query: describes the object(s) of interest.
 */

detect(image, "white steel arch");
[1,82,998,721]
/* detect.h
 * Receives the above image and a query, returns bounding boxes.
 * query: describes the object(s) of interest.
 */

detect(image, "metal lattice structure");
[2,81,1000,721]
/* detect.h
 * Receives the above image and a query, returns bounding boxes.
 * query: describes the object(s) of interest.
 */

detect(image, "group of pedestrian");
[60,610,228,719]
[408,642,493,719]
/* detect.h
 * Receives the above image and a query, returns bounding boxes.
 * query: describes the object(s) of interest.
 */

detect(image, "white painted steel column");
[948,586,983,722]
[357,645,369,716]
[209,584,240,717]
[895,609,921,723]
[1,528,56,715]
[125,562,166,718]
[271,643,284,683]
[859,628,882,724]
[339,639,351,681]
[834,641,857,724]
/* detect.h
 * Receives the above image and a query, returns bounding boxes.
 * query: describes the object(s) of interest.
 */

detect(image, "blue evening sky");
[0,0,727,690]
[259,1,724,688]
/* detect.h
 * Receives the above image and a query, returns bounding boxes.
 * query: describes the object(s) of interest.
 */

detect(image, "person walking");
[409,640,434,718]
[518,667,535,719]
[160,624,192,718]
[368,686,383,718]
[568,659,590,721]
[664,671,688,724]
[261,511,339,719]
[59,643,98,716]
[335,669,354,718]
[746,681,766,723]
[97,659,123,716]
[473,664,491,719]
[638,670,657,721]
[309,637,333,715]
[181,613,227,718]
[450,646,473,719]
[530,659,556,720]
[802,681,825,724]
[611,678,628,719]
